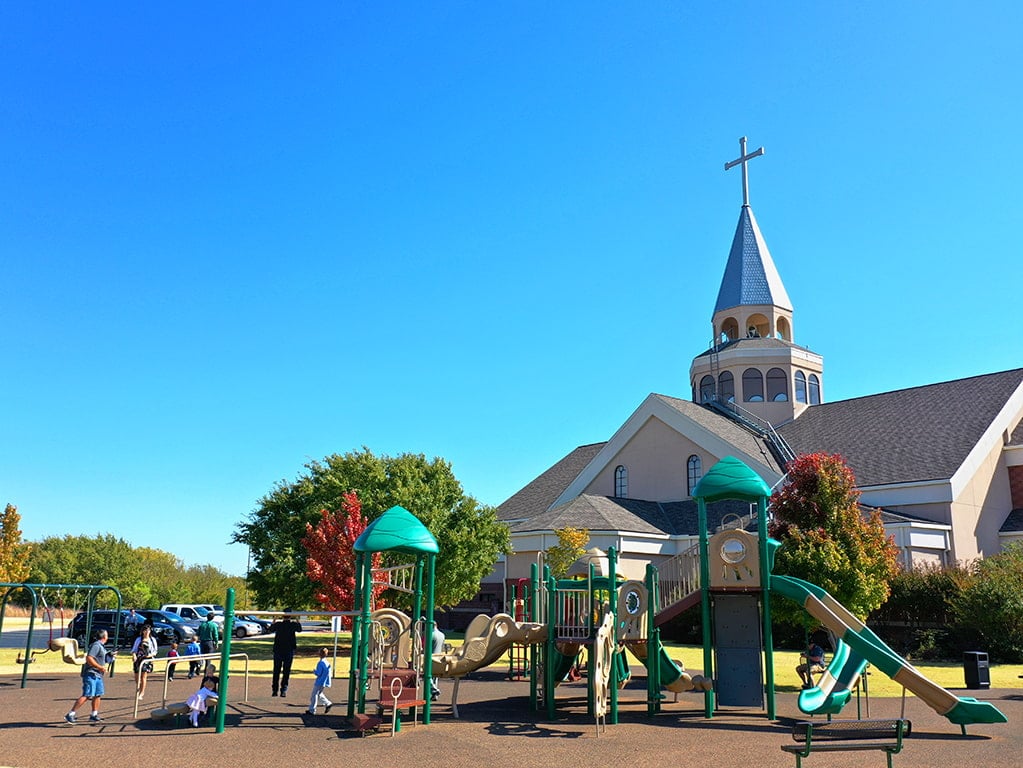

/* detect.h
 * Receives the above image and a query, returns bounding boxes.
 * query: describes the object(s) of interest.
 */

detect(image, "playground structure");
[327,466,1007,733]
[0,582,123,688]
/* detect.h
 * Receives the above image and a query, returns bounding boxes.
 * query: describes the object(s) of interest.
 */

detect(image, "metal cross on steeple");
[724,136,765,207]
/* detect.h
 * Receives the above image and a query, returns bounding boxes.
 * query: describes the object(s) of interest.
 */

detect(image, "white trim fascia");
[551,393,783,509]
[858,478,953,506]
[1003,443,1023,467]
[949,380,1023,497]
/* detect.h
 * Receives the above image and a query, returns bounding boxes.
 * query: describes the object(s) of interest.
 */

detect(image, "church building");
[489,137,1023,595]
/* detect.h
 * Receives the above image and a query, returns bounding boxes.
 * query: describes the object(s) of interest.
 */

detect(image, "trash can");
[963,651,990,689]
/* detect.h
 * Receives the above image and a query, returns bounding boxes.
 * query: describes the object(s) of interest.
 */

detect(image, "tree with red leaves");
[301,491,384,624]
[769,452,899,623]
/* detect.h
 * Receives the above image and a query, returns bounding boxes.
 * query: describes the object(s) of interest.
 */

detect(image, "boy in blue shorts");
[65,629,114,723]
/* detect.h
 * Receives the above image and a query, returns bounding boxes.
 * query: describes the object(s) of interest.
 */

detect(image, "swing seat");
[49,637,85,664]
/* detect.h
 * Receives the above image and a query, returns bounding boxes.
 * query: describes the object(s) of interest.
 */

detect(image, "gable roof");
[652,394,785,474]
[496,442,605,523]
[510,493,755,537]
[714,205,792,313]
[777,368,1023,487]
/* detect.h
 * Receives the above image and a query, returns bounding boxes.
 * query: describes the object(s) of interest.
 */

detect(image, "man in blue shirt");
[65,629,114,723]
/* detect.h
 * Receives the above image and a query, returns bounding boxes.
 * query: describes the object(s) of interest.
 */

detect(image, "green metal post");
[758,497,776,720]
[609,546,619,725]
[545,567,556,719]
[347,551,364,717]
[645,563,659,715]
[423,554,436,725]
[529,562,539,709]
[215,587,234,733]
[698,497,714,718]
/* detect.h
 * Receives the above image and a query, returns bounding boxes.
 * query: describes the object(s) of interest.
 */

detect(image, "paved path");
[1,667,1019,768]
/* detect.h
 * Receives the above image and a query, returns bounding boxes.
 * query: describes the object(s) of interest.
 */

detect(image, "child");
[185,677,219,727]
[307,647,333,715]
[185,637,202,679]
[166,641,179,681]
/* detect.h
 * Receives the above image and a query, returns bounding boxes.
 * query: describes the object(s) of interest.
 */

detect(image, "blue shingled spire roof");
[713,206,792,313]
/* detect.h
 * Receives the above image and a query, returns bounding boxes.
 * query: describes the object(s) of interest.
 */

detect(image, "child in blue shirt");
[307,647,333,715]
[185,638,202,679]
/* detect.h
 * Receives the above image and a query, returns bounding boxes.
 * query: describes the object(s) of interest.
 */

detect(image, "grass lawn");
[4,618,1021,697]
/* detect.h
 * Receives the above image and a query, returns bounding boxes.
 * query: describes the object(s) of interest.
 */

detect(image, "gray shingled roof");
[714,206,792,313]
[653,394,785,475]
[999,508,1023,533]
[496,442,605,522]
[510,493,755,537]
[777,369,1023,487]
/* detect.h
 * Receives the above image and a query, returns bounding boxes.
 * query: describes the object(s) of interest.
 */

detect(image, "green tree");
[546,526,590,579]
[28,533,147,606]
[768,452,899,624]
[234,448,511,610]
[949,544,1023,662]
[0,504,31,582]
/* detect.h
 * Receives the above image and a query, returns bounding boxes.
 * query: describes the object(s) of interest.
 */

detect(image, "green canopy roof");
[692,456,771,503]
[353,505,439,555]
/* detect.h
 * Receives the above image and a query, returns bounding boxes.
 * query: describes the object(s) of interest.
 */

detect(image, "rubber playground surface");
[2,665,1020,768]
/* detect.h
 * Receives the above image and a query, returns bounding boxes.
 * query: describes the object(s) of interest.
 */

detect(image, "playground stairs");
[654,589,701,626]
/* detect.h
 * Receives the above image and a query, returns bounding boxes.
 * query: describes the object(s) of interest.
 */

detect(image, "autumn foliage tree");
[769,453,899,625]
[0,504,31,583]
[301,491,384,624]
[546,527,590,579]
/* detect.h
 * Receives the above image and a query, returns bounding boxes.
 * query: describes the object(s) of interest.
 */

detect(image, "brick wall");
[1010,465,1023,509]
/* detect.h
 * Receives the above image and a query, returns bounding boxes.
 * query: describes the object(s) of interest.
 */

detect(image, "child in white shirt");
[185,677,219,727]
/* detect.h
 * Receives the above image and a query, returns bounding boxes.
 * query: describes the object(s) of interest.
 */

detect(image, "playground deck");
[1,667,1019,768]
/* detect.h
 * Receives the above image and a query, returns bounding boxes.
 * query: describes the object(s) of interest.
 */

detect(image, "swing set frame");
[0,581,123,689]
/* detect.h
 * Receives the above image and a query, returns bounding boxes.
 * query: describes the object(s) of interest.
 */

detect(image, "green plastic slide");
[771,574,1006,726]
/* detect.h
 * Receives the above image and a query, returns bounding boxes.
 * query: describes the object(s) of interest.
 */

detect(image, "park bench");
[781,718,911,768]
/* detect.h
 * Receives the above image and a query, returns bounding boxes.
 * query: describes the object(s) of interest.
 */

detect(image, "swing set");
[0,582,123,689]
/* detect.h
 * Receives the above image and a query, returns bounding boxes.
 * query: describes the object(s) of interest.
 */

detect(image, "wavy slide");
[771,574,1006,726]
[792,636,868,716]
[626,638,712,693]
[431,613,546,679]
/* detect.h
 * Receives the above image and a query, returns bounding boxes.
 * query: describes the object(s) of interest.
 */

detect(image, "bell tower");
[690,137,824,427]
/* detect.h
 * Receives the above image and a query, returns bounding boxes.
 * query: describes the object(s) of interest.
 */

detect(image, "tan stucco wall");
[950,438,1013,559]
[582,416,715,501]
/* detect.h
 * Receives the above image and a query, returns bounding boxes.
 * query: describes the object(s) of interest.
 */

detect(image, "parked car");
[68,610,178,647]
[159,603,260,638]
[136,609,197,644]
[160,603,219,624]
[238,614,274,634]
[68,610,133,646]
[226,616,262,638]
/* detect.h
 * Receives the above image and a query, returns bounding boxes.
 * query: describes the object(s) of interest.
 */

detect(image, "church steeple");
[689,136,824,427]
[713,137,794,343]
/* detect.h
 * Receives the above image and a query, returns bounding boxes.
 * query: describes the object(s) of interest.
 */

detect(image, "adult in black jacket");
[268,610,301,697]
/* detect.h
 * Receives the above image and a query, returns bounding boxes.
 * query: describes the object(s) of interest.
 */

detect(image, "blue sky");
[3,4,1021,577]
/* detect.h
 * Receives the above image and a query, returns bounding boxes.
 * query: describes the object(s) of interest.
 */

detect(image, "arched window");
[719,371,735,403]
[767,368,788,402]
[614,465,628,498]
[795,371,807,403]
[699,375,715,403]
[687,455,702,497]
[808,374,821,405]
[742,368,764,402]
